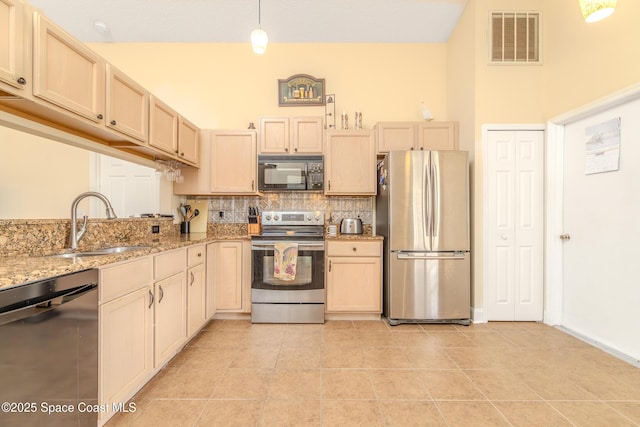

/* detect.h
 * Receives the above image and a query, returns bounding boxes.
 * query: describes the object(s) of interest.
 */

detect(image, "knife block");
[248,216,262,236]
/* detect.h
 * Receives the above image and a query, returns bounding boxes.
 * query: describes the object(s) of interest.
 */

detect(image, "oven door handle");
[251,242,325,251]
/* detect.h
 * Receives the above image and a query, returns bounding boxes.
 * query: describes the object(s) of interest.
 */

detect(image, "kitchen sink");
[46,246,151,258]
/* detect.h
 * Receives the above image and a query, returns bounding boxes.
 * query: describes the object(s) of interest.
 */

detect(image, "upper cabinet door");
[324,130,376,195]
[149,95,179,155]
[291,117,323,154]
[417,121,459,151]
[259,117,289,154]
[106,64,149,143]
[210,130,257,194]
[33,12,105,123]
[376,122,417,153]
[178,116,200,166]
[0,0,28,93]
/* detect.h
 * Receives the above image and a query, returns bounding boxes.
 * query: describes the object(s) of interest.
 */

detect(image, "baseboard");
[212,312,251,320]
[556,326,640,368]
[471,307,486,323]
[325,313,382,321]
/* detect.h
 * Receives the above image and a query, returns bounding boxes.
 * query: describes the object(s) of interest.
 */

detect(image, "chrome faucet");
[69,192,117,250]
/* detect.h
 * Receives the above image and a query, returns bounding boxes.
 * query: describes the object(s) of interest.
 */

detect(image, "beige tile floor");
[106,320,640,427]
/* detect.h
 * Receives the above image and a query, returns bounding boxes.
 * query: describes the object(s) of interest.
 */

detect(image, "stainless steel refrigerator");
[376,150,470,326]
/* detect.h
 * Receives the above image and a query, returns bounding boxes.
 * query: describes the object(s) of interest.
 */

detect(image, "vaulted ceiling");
[28,0,469,43]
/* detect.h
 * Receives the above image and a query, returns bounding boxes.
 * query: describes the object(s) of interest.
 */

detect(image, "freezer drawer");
[387,251,470,324]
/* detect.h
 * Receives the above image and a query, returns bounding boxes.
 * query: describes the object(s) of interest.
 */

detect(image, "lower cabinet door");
[326,256,382,312]
[187,263,206,337]
[154,272,186,368]
[99,287,153,413]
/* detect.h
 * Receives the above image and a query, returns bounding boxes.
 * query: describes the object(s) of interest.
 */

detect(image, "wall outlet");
[219,211,224,218]
[151,225,160,234]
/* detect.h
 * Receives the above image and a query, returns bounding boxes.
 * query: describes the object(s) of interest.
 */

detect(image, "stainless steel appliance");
[340,217,363,235]
[258,155,323,191]
[376,150,470,326]
[0,269,99,426]
[251,210,325,323]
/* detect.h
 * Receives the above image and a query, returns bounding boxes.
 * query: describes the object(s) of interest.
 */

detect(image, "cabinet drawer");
[100,257,153,303]
[327,241,381,257]
[187,245,205,267]
[154,248,186,280]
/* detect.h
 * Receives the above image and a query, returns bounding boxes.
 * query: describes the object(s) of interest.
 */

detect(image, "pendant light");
[578,0,617,23]
[251,0,268,54]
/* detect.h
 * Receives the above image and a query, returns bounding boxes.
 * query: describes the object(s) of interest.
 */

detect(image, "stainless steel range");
[251,210,325,324]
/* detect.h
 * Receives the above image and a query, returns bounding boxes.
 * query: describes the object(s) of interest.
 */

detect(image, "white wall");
[0,126,91,218]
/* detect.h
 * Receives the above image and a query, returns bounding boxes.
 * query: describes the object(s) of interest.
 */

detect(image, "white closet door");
[95,154,160,218]
[486,130,544,321]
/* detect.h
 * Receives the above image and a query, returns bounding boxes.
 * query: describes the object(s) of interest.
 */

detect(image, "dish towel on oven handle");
[274,242,298,281]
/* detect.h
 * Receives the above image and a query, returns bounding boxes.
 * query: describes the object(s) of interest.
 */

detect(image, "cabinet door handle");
[294,147,298,152]
[17,77,27,85]
[328,260,332,272]
[190,272,195,286]
[148,289,154,309]
[110,120,117,126]
[328,180,331,191]
[97,114,103,120]
[180,152,184,156]
[352,247,357,252]
[252,180,255,191]
[285,147,289,152]
[158,285,164,303]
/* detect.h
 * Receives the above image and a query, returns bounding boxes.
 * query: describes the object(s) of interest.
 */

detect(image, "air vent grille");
[490,12,540,64]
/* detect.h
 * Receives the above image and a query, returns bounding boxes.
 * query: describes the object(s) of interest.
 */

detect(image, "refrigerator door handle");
[396,252,466,260]
[424,152,432,241]
[431,157,440,239]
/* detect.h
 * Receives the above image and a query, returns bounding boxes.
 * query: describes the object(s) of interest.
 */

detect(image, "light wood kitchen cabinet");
[326,240,382,313]
[186,245,206,338]
[99,257,154,420]
[417,121,459,151]
[178,116,200,166]
[259,116,323,154]
[376,122,416,152]
[33,12,106,123]
[0,0,29,96]
[211,240,251,312]
[149,95,179,156]
[324,130,376,195]
[106,64,149,143]
[376,121,459,153]
[210,130,258,194]
[153,249,187,368]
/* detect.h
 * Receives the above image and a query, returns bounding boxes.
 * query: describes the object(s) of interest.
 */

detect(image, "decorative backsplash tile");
[204,193,373,225]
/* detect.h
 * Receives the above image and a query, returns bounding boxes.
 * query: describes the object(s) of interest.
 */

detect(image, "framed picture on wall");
[278,74,325,106]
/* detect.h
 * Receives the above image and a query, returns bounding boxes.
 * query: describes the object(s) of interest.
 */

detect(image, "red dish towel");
[274,242,298,281]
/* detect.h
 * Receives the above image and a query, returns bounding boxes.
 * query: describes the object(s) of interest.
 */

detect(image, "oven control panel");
[261,210,324,226]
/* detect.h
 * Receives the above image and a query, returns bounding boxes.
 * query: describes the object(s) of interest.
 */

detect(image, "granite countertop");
[325,233,384,241]
[0,232,250,291]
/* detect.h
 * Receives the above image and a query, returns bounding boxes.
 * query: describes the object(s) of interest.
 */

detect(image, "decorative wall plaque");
[278,74,325,106]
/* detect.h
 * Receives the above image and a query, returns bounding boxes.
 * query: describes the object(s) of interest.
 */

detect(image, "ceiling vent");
[490,12,541,64]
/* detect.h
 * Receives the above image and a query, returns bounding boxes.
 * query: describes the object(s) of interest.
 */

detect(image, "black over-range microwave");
[258,155,323,191]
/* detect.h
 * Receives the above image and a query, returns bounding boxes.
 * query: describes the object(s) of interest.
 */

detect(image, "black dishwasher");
[0,269,98,427]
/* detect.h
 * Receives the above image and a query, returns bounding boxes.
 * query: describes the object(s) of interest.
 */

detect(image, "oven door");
[251,240,324,298]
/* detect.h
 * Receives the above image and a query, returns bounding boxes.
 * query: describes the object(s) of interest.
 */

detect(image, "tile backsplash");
[203,193,373,225]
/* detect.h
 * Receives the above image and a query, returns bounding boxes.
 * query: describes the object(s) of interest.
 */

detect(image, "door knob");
[560,234,571,240]
[501,234,508,240]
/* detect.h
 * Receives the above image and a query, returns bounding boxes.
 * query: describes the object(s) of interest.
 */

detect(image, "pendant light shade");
[251,0,268,54]
[578,0,617,23]
[251,28,268,54]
